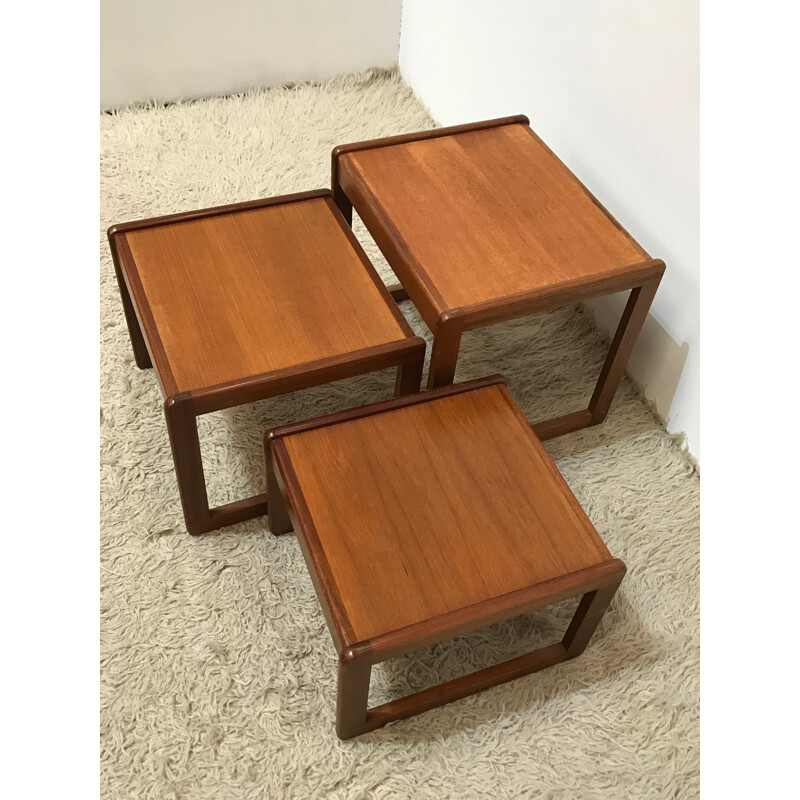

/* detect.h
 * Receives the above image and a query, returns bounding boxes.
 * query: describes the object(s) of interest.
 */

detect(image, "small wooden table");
[108,190,426,535]
[266,375,626,738]
[332,116,665,440]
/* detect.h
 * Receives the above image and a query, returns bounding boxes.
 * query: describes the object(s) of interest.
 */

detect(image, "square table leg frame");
[164,393,270,536]
[427,278,661,441]
[335,575,624,739]
[264,390,625,739]
[333,181,662,440]
[165,358,423,537]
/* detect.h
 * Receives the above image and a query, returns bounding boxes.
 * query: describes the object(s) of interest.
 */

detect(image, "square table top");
[270,377,617,648]
[335,117,650,321]
[109,192,414,396]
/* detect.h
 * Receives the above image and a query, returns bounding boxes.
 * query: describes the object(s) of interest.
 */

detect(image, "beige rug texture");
[100,68,700,799]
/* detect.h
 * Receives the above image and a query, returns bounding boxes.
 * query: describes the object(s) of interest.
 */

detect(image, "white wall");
[101,0,403,109]
[399,0,700,460]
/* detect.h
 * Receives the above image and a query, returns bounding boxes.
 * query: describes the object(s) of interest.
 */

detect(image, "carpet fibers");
[100,68,700,799]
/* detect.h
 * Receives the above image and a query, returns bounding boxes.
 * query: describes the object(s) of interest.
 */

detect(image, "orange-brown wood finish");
[266,376,626,738]
[115,193,409,393]
[332,117,665,436]
[109,190,426,535]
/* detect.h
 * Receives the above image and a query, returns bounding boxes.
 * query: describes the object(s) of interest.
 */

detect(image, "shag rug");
[100,68,700,799]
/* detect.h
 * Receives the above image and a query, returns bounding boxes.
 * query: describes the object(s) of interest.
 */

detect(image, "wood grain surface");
[281,383,613,642]
[339,122,647,312]
[121,197,408,392]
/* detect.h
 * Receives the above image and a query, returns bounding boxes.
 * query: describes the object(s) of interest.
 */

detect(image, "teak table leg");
[164,393,268,535]
[387,284,410,303]
[334,575,624,739]
[164,393,211,535]
[336,652,373,739]
[266,442,292,535]
[427,315,464,389]
[395,358,424,396]
[562,580,623,657]
[109,236,152,370]
[588,278,660,425]
[332,184,353,227]
[532,275,663,440]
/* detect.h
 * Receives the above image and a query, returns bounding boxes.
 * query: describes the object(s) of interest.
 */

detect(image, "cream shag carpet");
[100,68,699,799]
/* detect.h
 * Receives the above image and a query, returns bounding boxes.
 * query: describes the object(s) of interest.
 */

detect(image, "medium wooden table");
[332,116,665,440]
[266,375,626,738]
[108,189,426,535]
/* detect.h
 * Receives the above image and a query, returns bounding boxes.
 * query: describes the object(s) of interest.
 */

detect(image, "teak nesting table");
[266,376,626,738]
[108,189,425,535]
[109,115,658,738]
[332,114,664,440]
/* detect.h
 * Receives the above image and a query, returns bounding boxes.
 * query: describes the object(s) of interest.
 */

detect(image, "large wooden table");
[108,190,426,535]
[266,376,627,738]
[332,116,665,439]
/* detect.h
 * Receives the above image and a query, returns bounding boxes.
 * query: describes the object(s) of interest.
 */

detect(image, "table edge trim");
[264,375,508,442]
[106,188,333,237]
[271,438,357,648]
[185,337,427,414]
[458,258,667,330]
[331,115,530,162]
[344,558,627,663]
